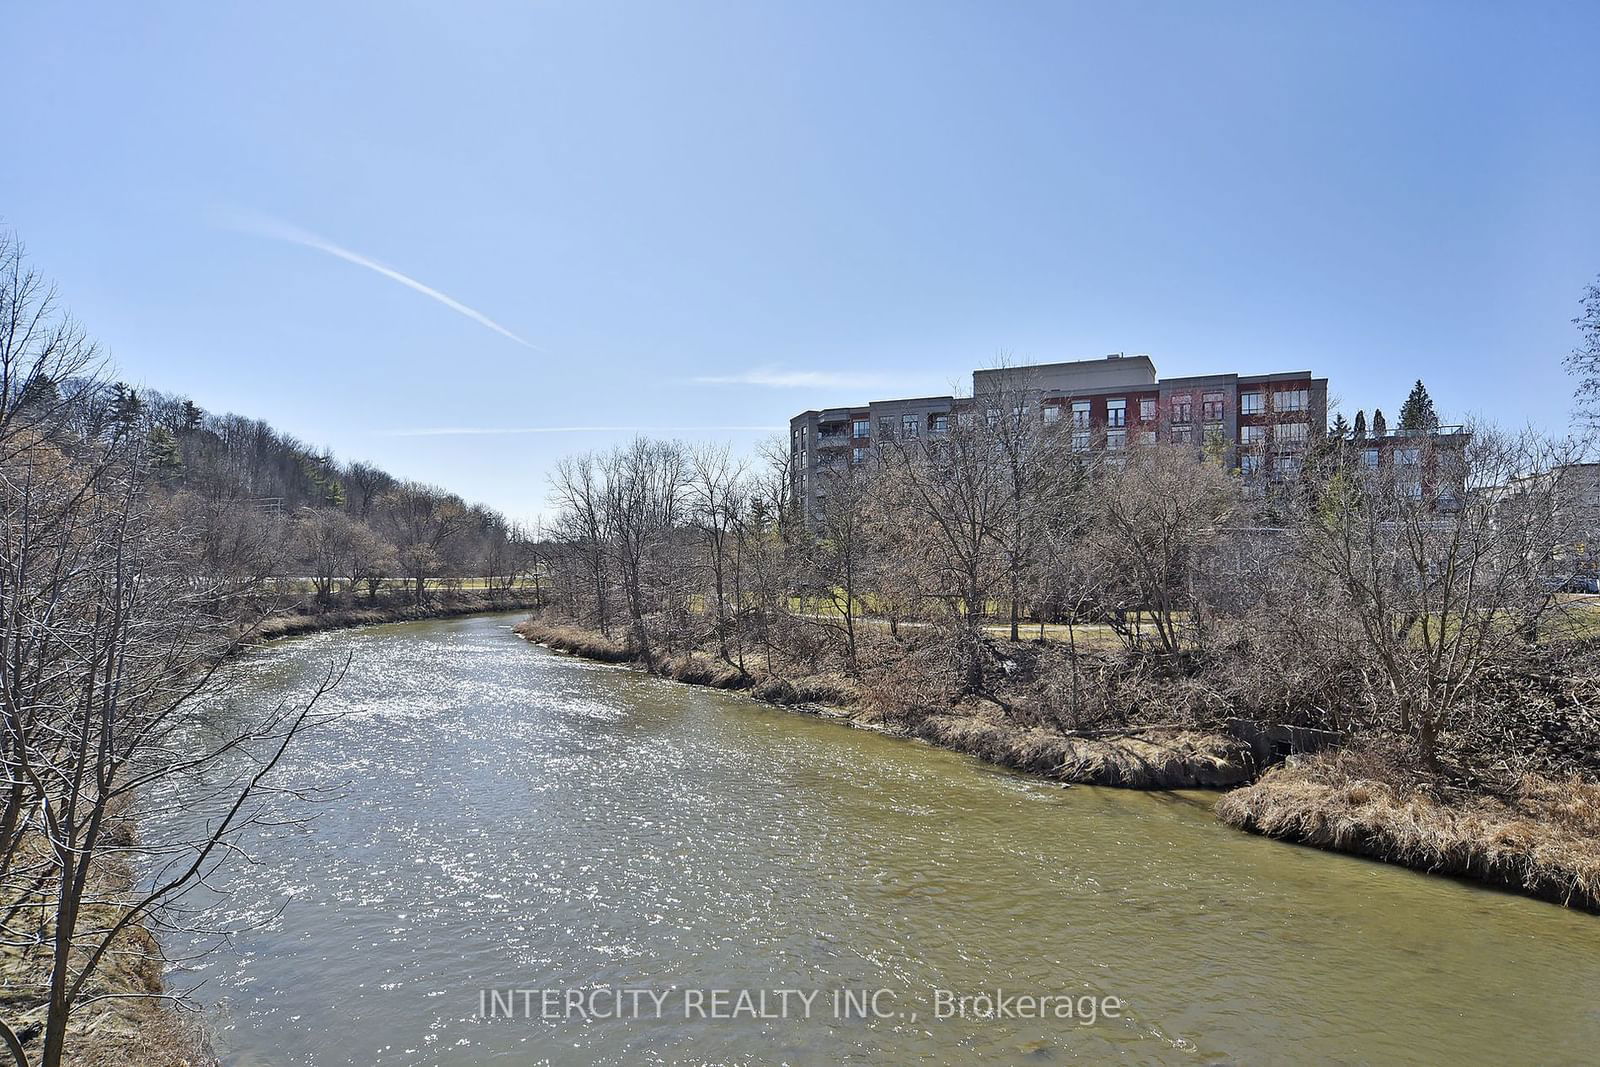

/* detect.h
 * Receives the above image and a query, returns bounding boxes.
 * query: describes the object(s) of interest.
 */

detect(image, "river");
[156,613,1600,1065]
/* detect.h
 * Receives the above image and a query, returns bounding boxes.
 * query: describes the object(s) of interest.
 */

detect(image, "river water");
[159,613,1600,1065]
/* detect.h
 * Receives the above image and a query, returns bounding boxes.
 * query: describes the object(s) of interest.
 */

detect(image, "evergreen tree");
[1398,379,1439,432]
[1372,408,1387,436]
[110,382,144,429]
[146,424,183,482]
[1353,410,1367,437]
[15,374,59,412]
[179,398,203,435]
[1330,412,1351,437]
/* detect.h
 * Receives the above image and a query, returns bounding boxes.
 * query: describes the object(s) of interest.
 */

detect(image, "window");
[1140,430,1157,446]
[1276,422,1309,444]
[1241,425,1267,445]
[1070,400,1091,428]
[1171,426,1193,445]
[1140,397,1157,421]
[852,447,865,463]
[1106,429,1126,450]
[985,409,1000,428]
[1397,447,1421,466]
[792,428,801,452]
[1106,398,1127,428]
[1241,453,1264,476]
[1278,456,1302,477]
[1071,430,1091,452]
[1241,392,1264,415]
[1171,394,1193,424]
[1202,392,1225,422]
[1276,389,1309,413]
[853,419,870,438]
[1043,405,1061,423]
[1362,448,1380,469]
[901,414,919,438]
[1401,479,1423,500]
[878,417,894,441]
[957,411,975,428]
[929,413,949,433]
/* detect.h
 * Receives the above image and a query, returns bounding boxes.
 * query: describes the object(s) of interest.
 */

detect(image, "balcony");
[1336,424,1467,443]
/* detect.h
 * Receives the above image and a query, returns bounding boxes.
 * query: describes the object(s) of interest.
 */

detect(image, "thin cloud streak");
[378,425,781,438]
[693,368,899,389]
[223,211,534,348]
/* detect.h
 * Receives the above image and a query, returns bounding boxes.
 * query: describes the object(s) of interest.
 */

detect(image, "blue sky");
[5,1,1598,521]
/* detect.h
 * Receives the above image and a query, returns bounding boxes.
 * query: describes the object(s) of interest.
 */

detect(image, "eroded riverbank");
[147,613,1600,1064]
[520,615,1600,914]
[515,616,1255,789]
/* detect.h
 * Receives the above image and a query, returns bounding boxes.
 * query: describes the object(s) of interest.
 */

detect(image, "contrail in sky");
[224,211,534,348]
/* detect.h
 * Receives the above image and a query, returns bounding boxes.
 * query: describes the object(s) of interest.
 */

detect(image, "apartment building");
[789,354,1328,520]
[1333,422,1471,507]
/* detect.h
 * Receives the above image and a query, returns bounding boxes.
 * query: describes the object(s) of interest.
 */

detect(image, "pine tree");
[110,382,144,429]
[1330,412,1351,437]
[1398,379,1438,432]
[179,398,203,435]
[16,374,58,411]
[146,424,183,483]
[1353,410,1367,437]
[1372,408,1387,436]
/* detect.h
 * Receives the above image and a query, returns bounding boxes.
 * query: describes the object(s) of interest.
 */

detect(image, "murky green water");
[159,614,1600,1065]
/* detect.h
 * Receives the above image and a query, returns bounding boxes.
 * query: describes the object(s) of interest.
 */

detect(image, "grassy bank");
[514,615,1255,789]
[252,592,544,641]
[1216,750,1600,912]
[1,826,211,1066]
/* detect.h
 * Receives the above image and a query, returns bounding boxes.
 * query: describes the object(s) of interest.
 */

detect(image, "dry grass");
[662,652,749,689]
[514,617,638,662]
[516,616,864,707]
[1,831,215,1065]
[1216,750,1600,912]
[914,709,1255,788]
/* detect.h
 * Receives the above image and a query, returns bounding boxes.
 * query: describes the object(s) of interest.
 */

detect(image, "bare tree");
[873,412,1009,694]
[979,366,1077,640]
[804,460,875,674]
[1082,443,1240,656]
[343,461,394,520]
[0,232,102,460]
[601,438,687,656]
[344,520,398,601]
[1284,424,1584,768]
[1566,275,1600,434]
[549,453,612,635]
[294,507,358,602]
[377,482,471,605]
[687,444,743,663]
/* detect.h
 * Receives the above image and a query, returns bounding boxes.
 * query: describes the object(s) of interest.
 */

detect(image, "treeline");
[541,377,1595,779]
[38,367,539,607]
